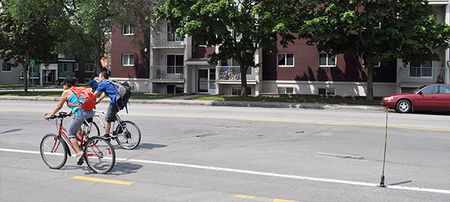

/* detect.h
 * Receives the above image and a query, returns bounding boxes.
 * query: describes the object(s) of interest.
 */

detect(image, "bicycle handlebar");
[47,112,70,120]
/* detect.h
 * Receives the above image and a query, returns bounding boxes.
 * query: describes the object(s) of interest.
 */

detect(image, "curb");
[0,95,385,111]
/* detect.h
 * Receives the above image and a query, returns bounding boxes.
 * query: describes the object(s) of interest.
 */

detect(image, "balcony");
[150,34,185,48]
[151,66,185,83]
[217,66,257,83]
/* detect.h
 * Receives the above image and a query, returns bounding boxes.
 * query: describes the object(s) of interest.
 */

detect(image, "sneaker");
[76,151,84,165]
[103,134,112,142]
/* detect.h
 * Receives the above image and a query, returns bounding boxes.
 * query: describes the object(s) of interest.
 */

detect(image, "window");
[318,87,335,96]
[123,24,134,35]
[167,23,183,41]
[85,63,95,72]
[59,63,73,72]
[122,53,134,66]
[361,54,380,68]
[167,84,184,94]
[278,87,294,94]
[439,85,450,94]
[221,58,240,67]
[232,86,251,95]
[1,62,12,72]
[319,53,336,67]
[410,61,432,78]
[167,55,184,74]
[421,85,438,94]
[278,54,294,67]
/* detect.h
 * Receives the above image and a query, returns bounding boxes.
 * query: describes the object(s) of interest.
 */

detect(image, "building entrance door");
[197,68,216,94]
[43,70,56,84]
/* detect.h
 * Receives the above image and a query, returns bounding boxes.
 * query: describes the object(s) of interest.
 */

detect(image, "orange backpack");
[70,86,96,111]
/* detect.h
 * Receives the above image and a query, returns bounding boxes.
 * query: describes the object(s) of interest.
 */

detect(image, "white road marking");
[1,147,450,195]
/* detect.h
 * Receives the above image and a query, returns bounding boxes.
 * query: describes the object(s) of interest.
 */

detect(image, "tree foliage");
[292,0,450,100]
[0,0,64,92]
[56,0,157,72]
[157,0,293,96]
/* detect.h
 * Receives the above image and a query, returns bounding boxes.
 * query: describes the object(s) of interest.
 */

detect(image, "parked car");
[381,84,450,113]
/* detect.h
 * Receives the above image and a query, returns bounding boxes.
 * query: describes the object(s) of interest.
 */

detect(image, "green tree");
[292,0,450,100]
[57,0,156,73]
[0,0,63,92]
[157,0,293,96]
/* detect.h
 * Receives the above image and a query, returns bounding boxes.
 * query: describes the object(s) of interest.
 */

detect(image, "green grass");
[0,84,27,88]
[0,91,62,97]
[188,95,382,105]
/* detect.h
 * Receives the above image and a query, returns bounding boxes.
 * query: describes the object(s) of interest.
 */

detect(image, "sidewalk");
[0,95,385,111]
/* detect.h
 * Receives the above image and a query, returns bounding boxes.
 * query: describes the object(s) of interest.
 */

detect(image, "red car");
[381,84,450,113]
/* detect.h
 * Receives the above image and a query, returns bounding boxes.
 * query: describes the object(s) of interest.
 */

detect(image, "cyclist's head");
[99,71,109,81]
[61,77,75,88]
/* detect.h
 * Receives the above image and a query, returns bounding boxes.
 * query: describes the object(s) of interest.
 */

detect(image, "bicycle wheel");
[40,134,67,169]
[115,120,141,150]
[86,121,100,137]
[84,137,115,174]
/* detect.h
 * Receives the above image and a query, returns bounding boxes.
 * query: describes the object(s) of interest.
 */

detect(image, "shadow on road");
[108,162,143,175]
[111,143,167,151]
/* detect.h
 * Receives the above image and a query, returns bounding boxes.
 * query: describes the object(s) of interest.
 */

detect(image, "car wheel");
[396,100,412,113]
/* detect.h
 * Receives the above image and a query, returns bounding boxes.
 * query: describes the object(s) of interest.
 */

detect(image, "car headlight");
[383,96,394,101]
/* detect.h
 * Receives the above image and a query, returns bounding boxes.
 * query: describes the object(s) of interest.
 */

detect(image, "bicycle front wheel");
[84,137,115,174]
[40,134,67,169]
[115,121,141,150]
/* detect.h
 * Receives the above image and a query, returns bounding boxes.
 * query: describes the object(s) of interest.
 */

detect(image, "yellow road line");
[72,176,133,186]
[235,194,257,199]
[273,199,298,202]
[234,194,298,202]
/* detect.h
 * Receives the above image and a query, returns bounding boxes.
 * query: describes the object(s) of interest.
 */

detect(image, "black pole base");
[379,175,386,188]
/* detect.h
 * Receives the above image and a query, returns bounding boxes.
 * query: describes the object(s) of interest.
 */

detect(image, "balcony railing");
[150,34,185,47]
[151,66,184,81]
[217,66,256,81]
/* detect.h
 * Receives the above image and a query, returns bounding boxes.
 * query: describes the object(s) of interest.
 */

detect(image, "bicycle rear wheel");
[40,134,67,169]
[115,121,141,150]
[84,137,115,174]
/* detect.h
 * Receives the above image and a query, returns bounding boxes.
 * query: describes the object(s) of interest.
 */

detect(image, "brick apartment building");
[109,0,450,97]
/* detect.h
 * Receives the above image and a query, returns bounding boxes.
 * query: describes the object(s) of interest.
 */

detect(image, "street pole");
[379,106,389,187]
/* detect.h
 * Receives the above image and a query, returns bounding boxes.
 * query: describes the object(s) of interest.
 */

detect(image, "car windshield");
[412,85,427,94]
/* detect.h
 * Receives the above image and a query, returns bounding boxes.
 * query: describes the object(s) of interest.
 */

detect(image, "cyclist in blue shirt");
[94,71,119,138]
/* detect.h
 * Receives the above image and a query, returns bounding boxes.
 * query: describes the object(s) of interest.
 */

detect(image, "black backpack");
[110,80,132,113]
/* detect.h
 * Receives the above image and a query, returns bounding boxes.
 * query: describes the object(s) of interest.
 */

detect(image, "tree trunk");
[240,65,248,97]
[367,65,374,101]
[23,62,29,93]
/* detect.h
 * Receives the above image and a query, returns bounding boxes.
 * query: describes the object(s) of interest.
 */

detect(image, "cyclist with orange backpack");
[44,77,95,165]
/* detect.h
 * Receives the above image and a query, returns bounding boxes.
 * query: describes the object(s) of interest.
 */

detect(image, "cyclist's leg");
[68,114,87,164]
[104,104,118,137]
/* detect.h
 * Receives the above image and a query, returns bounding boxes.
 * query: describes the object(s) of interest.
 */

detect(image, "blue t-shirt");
[96,80,118,105]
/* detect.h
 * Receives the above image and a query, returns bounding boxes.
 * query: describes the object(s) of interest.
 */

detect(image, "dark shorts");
[105,104,119,123]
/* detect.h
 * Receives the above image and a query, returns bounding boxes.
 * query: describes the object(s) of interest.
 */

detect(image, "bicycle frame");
[92,110,123,135]
[52,117,86,157]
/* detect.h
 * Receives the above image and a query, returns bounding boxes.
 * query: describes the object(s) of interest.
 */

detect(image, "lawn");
[188,95,382,105]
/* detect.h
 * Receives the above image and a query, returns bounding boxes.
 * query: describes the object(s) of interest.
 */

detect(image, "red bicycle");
[40,112,115,174]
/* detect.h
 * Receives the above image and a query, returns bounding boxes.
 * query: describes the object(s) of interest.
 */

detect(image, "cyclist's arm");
[45,91,68,119]
[95,91,106,103]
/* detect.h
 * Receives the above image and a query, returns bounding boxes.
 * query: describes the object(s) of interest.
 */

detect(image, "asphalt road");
[0,100,449,202]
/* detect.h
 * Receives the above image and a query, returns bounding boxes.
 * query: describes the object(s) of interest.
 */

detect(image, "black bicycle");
[88,110,141,150]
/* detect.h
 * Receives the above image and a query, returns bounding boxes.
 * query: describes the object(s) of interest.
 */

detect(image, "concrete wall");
[261,80,397,97]
[0,59,21,84]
